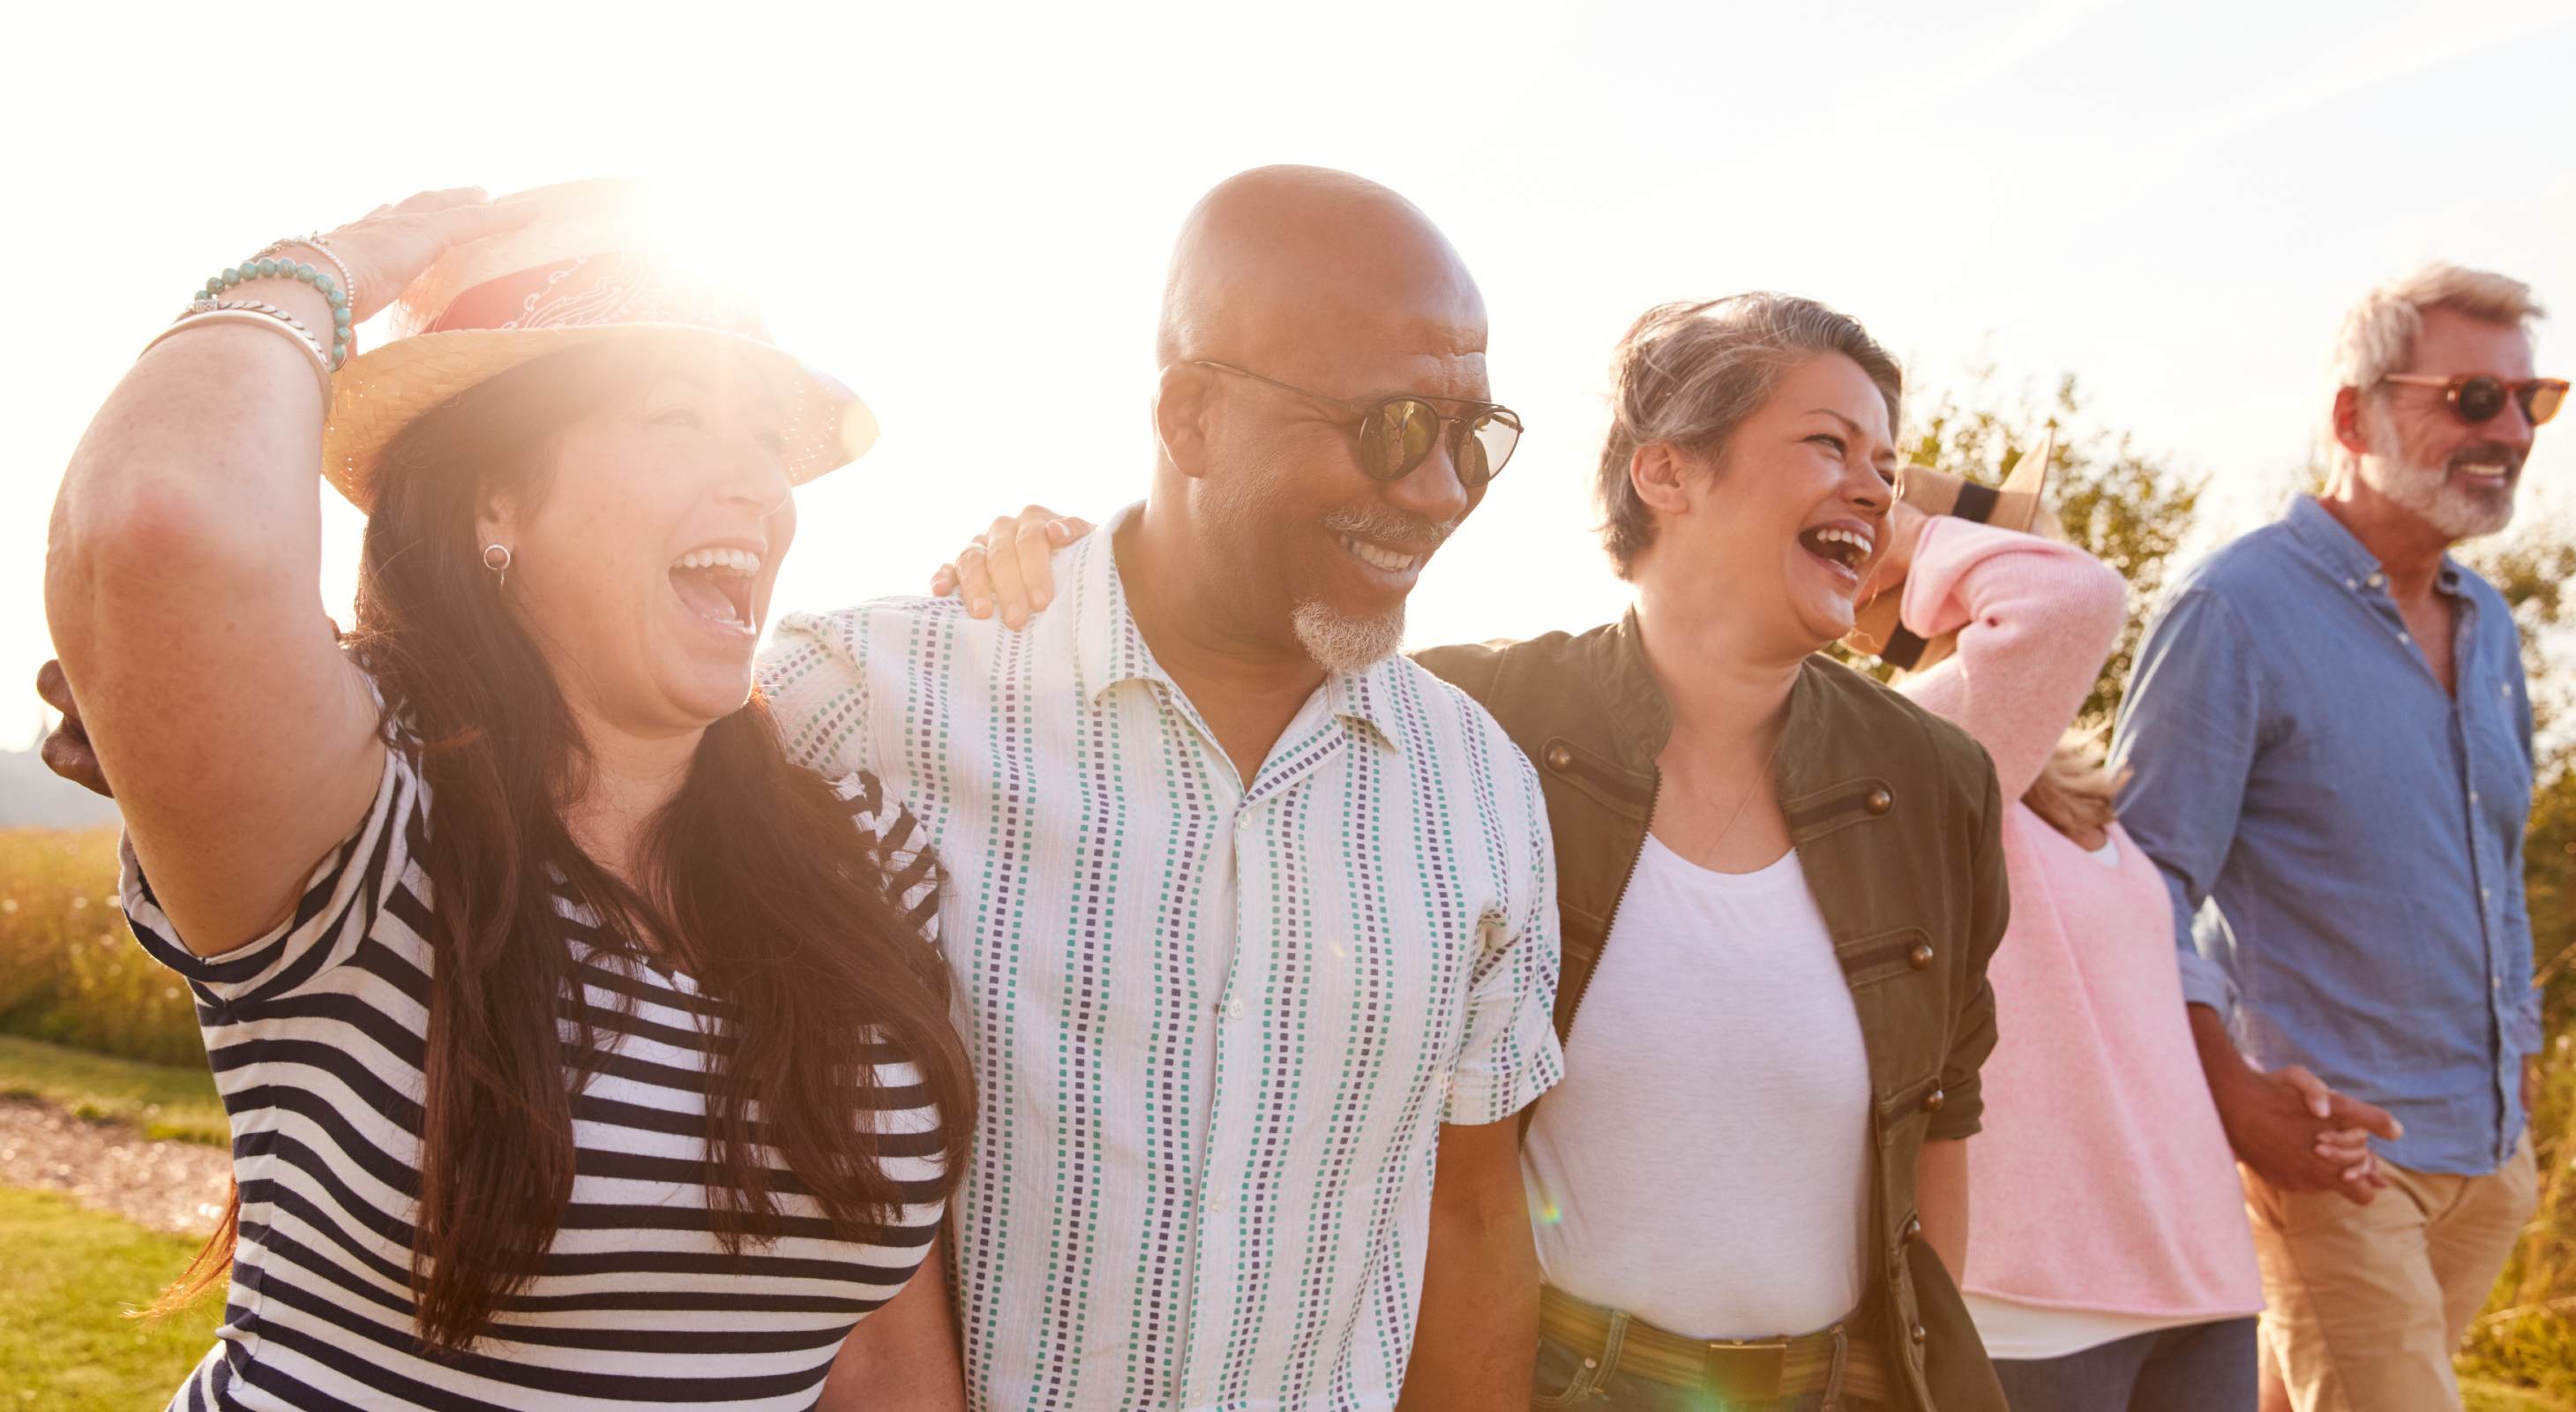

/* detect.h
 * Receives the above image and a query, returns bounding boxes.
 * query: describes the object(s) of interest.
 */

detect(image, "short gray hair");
[1595,295,1903,579]
[2326,262,2544,448]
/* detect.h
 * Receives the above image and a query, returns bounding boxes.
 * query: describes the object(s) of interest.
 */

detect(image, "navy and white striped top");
[123,744,950,1411]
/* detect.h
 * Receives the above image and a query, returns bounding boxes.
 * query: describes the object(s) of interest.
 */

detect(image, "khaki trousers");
[2242,1135,2536,1412]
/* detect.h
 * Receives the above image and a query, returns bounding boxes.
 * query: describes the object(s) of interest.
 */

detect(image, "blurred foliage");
[2462,515,2576,1401]
[0,828,204,1068]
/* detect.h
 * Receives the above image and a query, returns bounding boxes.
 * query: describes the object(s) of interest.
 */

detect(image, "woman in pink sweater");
[1875,501,2267,1410]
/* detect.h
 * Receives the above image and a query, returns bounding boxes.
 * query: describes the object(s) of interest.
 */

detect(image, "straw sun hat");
[1845,429,2059,673]
[318,178,878,510]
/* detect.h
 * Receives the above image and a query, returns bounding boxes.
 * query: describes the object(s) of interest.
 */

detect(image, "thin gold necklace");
[1660,724,1789,873]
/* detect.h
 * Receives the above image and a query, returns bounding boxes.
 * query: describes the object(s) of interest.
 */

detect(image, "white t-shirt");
[1522,836,1873,1340]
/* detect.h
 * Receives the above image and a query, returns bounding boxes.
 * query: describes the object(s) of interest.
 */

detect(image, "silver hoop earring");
[482,543,513,590]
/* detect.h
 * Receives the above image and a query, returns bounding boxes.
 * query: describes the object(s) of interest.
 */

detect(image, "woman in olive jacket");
[935,293,2007,1412]
[1412,297,2006,1412]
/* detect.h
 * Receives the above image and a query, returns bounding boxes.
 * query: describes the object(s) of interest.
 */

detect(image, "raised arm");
[1891,516,2127,800]
[44,191,529,954]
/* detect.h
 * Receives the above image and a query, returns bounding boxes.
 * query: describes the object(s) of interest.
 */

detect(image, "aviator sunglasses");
[1188,360,1524,488]
[2380,373,2568,428]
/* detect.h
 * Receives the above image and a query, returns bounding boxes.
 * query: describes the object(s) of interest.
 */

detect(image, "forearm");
[1399,1118,1539,1411]
[1914,1139,1969,1278]
[1398,1198,1539,1410]
[45,279,379,949]
[1895,520,2125,797]
[820,1243,967,1411]
[2188,1003,2250,1093]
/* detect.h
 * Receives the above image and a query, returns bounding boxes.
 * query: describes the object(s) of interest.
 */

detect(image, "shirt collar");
[1073,504,1403,755]
[2282,493,2468,596]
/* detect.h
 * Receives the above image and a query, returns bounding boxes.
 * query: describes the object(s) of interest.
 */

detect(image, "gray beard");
[2360,436,2516,542]
[1292,597,1406,674]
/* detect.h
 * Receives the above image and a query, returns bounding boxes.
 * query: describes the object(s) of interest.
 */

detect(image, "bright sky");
[7,1,2574,750]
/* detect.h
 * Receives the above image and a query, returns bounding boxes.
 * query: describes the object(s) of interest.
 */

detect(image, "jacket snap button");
[1904,1215,1923,1243]
[1544,743,1573,772]
[1922,1087,1945,1113]
[1863,787,1893,815]
[1908,943,1935,971]
[1910,1323,1928,1345]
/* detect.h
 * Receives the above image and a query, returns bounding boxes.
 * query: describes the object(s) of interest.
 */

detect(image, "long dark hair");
[161,338,974,1349]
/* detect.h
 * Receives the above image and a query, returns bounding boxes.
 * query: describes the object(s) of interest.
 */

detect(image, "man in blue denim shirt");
[2115,264,2561,1412]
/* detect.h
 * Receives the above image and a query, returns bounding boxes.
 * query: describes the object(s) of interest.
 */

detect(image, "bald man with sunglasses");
[2111,263,2561,1412]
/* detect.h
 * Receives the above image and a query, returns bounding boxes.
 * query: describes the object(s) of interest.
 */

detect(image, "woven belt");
[1539,1285,1891,1405]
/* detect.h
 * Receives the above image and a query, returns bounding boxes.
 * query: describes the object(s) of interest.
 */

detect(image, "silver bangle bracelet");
[141,305,334,402]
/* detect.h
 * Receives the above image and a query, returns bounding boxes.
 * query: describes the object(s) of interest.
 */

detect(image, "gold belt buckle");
[1701,1336,1790,1401]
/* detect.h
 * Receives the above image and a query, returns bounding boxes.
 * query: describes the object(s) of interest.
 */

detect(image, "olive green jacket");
[1418,611,2010,1412]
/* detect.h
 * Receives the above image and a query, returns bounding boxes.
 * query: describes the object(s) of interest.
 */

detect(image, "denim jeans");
[1988,1316,2258,1412]
[1531,1330,1897,1411]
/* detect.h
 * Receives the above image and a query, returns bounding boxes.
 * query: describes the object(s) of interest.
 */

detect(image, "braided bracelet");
[197,253,352,370]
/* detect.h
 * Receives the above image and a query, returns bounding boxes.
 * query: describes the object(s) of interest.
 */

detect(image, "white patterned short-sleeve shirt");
[759,522,1563,1412]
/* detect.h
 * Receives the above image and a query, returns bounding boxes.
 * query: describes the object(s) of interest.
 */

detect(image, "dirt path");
[0,1097,228,1236]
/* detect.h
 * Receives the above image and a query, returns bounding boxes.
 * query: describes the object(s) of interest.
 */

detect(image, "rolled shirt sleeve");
[1929,762,2008,1144]
[1442,747,1567,1125]
[2111,589,2262,1018]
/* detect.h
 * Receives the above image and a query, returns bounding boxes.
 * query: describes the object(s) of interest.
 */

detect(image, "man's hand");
[928,506,1094,628]
[2190,1006,2399,1204]
[35,659,111,798]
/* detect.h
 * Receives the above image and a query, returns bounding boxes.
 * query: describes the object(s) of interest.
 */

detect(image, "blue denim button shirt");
[2113,496,2539,1175]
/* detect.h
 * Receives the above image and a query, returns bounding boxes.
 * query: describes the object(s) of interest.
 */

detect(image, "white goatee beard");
[1292,597,1406,674]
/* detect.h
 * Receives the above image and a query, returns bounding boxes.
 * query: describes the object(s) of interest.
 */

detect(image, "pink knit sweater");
[1898,519,2263,1319]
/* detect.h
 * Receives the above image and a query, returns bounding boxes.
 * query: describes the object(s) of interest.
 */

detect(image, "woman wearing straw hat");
[42,184,977,1409]
[1851,443,2375,1411]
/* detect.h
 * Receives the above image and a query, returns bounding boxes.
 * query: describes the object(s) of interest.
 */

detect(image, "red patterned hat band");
[424,252,775,344]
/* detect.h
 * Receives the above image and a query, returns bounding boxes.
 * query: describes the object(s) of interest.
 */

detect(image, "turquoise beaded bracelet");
[197,257,352,370]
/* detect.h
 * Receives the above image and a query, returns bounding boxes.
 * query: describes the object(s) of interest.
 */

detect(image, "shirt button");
[1864,787,1894,815]
[1227,997,1246,1019]
[1909,943,1936,971]
[1911,1323,1928,1346]
[2367,573,2385,589]
[1206,1191,1230,1214]
[2470,790,2481,805]
[2397,632,2412,644]
[1544,743,1573,772]
[1922,1088,1946,1113]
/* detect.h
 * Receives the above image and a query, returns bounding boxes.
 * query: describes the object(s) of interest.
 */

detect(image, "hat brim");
[320,322,878,511]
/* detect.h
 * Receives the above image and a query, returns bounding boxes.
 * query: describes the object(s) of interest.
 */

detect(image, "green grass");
[0,1187,221,1409]
[2468,1377,2576,1412]
[0,1033,226,1146]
